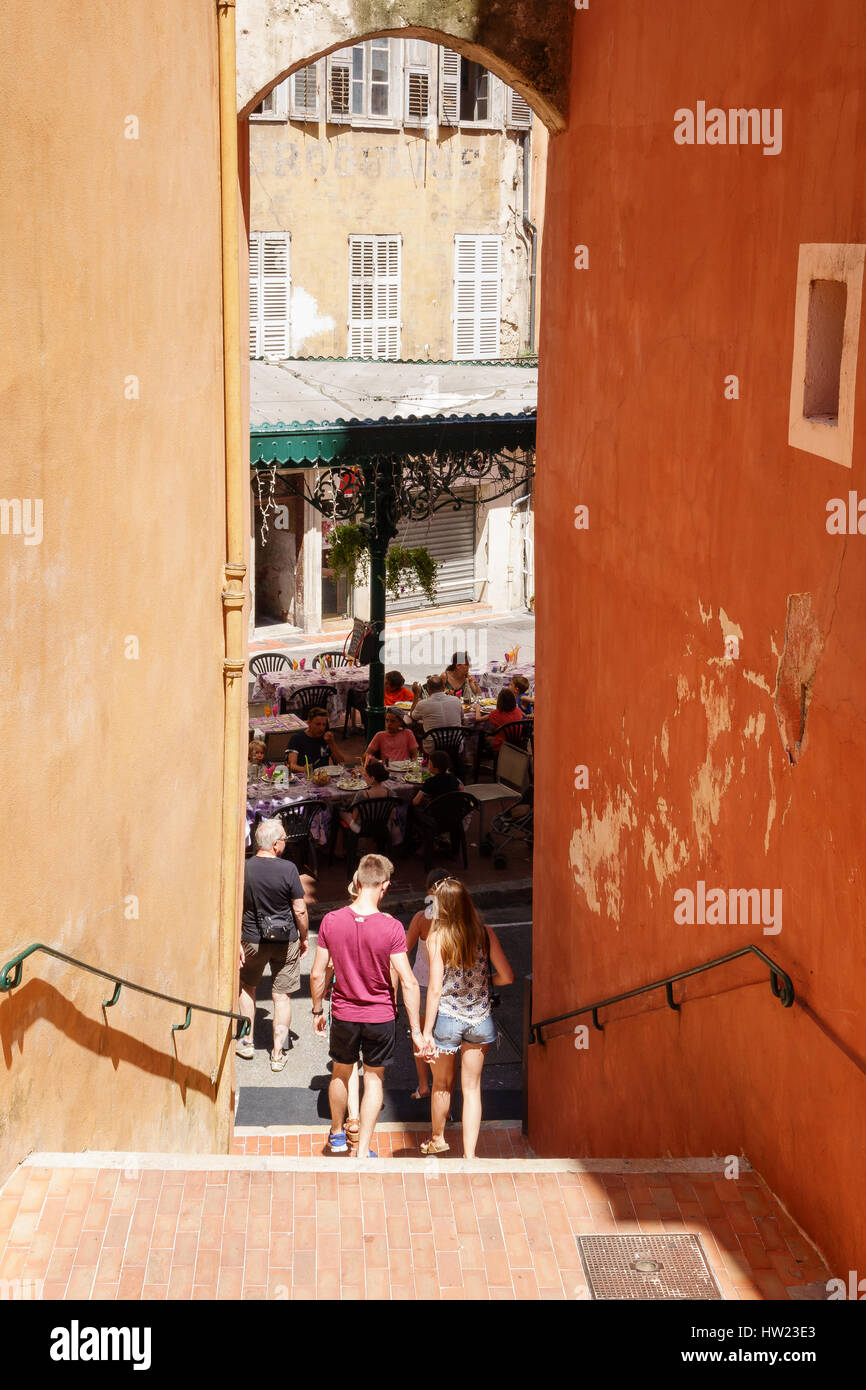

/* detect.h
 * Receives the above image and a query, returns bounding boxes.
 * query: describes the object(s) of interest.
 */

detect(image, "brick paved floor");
[0,1133,832,1301]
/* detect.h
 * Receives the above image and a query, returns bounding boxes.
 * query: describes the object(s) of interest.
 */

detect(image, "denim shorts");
[432,1010,497,1053]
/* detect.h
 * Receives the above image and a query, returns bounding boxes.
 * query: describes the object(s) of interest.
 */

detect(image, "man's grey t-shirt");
[242,855,304,942]
[413,692,463,731]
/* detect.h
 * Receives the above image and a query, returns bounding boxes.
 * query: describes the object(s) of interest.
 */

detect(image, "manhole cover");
[576,1235,723,1300]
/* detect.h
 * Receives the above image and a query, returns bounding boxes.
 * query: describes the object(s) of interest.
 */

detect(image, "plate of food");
[394,700,413,710]
[404,768,425,784]
[337,776,366,791]
[388,759,414,772]
[321,765,344,777]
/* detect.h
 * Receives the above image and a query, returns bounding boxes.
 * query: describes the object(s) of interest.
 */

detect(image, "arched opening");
[239,18,546,1139]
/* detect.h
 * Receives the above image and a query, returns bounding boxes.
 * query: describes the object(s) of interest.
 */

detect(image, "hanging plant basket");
[385,545,438,605]
[327,523,370,589]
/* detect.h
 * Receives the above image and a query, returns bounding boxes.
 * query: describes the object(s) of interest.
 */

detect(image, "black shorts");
[329,1017,397,1068]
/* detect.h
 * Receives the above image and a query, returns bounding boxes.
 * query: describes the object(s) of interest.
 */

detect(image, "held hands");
[415,1031,438,1061]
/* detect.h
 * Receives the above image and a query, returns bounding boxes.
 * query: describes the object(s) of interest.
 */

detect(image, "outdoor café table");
[245,770,418,848]
[253,666,370,724]
[248,712,306,736]
[473,662,535,699]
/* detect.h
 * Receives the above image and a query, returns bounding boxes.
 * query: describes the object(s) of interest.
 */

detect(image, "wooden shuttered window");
[453,236,502,360]
[348,235,401,360]
[439,48,460,125]
[506,87,532,129]
[249,232,291,359]
[327,55,351,122]
[290,64,319,121]
[404,38,432,125]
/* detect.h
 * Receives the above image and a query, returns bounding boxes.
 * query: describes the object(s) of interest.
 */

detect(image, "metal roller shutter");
[389,492,477,610]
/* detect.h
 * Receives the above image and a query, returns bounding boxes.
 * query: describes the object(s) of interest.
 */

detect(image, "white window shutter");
[249,233,261,359]
[439,48,460,125]
[477,236,501,358]
[453,235,501,359]
[405,69,430,124]
[328,55,351,122]
[348,235,400,360]
[291,63,319,121]
[507,86,532,129]
[259,233,291,358]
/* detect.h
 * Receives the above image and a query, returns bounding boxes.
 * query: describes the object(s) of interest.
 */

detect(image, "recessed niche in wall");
[788,243,865,468]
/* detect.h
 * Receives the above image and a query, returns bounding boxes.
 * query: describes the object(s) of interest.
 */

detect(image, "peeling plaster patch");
[718,606,743,646]
[764,746,777,854]
[743,711,766,744]
[698,599,713,625]
[676,674,693,705]
[291,286,336,352]
[689,676,735,859]
[641,797,690,890]
[660,720,670,765]
[743,669,772,695]
[568,789,637,924]
[773,593,823,766]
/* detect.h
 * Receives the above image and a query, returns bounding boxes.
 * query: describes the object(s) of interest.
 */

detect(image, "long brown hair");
[429,878,486,971]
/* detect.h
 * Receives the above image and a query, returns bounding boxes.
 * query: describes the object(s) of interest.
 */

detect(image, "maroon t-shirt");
[318,907,407,1022]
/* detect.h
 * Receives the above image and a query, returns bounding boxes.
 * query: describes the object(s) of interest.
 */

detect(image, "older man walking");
[239,818,309,1071]
[310,853,423,1158]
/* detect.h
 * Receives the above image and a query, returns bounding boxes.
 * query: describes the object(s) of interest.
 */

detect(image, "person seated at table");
[248,739,266,766]
[408,751,464,859]
[287,707,345,775]
[366,709,419,765]
[484,689,524,753]
[411,675,462,752]
[384,670,415,706]
[440,651,481,700]
[340,760,391,837]
[508,673,533,715]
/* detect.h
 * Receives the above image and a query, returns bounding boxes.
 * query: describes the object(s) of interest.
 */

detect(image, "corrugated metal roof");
[250,356,538,432]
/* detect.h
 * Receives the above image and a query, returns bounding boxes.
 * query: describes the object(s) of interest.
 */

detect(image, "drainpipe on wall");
[522,129,538,355]
[216,0,247,1149]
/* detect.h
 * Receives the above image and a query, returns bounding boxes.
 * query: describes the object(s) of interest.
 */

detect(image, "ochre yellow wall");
[250,120,532,358]
[0,1,233,1179]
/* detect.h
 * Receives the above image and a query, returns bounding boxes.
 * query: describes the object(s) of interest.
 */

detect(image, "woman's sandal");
[345,1118,361,1156]
[419,1137,450,1156]
[410,1088,430,1101]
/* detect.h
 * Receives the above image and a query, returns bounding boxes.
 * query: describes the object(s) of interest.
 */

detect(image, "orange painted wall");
[532,0,866,1276]
[0,1,232,1178]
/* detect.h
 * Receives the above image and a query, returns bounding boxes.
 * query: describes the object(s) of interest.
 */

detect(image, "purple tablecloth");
[473,663,535,698]
[245,773,419,847]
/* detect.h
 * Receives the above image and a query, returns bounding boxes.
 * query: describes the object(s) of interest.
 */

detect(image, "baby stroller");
[479,785,534,870]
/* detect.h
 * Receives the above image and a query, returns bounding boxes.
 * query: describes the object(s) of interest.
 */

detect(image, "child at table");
[365,709,418,765]
[508,673,533,714]
[248,739,266,765]
[485,689,524,752]
[384,670,415,706]
[339,760,391,837]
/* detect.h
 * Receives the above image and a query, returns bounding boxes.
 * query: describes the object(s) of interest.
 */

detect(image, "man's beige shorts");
[240,939,301,995]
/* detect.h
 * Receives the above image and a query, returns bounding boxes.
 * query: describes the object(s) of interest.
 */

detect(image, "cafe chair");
[426,726,466,777]
[345,796,402,881]
[250,652,291,677]
[474,717,533,780]
[343,686,367,735]
[464,744,531,841]
[273,800,322,878]
[315,650,350,669]
[419,791,480,873]
[285,684,336,718]
[264,730,292,763]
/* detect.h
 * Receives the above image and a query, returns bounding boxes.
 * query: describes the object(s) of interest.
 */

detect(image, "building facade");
[249,40,543,364]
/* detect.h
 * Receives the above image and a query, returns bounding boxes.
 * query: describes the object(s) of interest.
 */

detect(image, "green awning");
[250,411,537,467]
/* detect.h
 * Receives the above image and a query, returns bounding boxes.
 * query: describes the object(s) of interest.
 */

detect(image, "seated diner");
[485,689,524,752]
[287,707,345,774]
[366,708,419,764]
[384,670,415,706]
[440,650,481,700]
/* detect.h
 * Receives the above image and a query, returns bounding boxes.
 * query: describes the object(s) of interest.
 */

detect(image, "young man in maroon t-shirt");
[310,854,424,1158]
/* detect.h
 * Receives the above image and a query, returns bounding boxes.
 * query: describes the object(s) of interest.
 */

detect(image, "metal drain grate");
[577,1235,723,1300]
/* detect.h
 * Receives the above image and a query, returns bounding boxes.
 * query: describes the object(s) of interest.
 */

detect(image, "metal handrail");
[529,945,794,1045]
[0,942,250,1039]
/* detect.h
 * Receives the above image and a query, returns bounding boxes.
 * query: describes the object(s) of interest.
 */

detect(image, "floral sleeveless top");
[438,939,491,1024]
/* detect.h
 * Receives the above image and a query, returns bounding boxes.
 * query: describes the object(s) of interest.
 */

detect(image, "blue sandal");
[328,1130,347,1153]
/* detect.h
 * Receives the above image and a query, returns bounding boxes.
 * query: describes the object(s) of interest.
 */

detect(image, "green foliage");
[386,545,439,605]
[328,525,438,606]
[327,523,370,589]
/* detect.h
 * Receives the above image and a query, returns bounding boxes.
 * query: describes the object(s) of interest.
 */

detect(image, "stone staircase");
[0,1124,833,1301]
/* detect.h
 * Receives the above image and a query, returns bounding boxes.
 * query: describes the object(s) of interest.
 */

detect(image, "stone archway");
[236,0,572,129]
